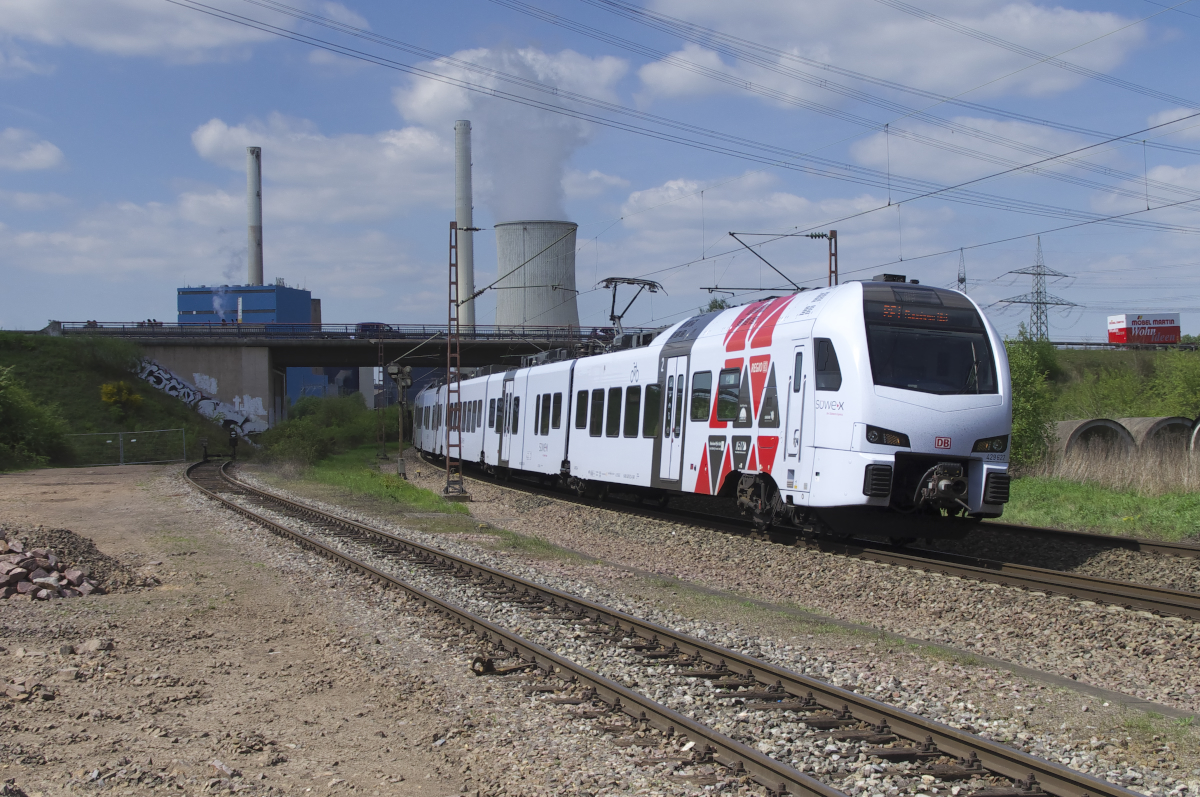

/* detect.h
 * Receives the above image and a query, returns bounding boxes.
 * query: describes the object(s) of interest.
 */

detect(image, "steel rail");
[444,462,1200,620]
[213,461,1141,797]
[816,539,1200,620]
[983,521,1200,560]
[183,461,838,797]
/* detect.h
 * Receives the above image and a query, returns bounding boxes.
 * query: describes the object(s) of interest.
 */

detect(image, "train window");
[489,398,496,429]
[815,338,843,391]
[533,395,541,436]
[624,386,641,437]
[793,353,803,393]
[511,397,520,434]
[664,376,674,436]
[575,390,588,429]
[690,371,712,421]
[606,387,622,437]
[540,393,551,436]
[716,368,741,421]
[551,393,563,429]
[643,384,661,438]
[474,400,480,431]
[589,389,605,437]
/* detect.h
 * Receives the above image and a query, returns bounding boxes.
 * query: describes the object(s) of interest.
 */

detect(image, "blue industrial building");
[177,283,313,326]
[176,283,360,405]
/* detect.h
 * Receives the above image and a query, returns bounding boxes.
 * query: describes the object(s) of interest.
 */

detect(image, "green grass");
[302,445,469,515]
[996,476,1200,541]
[481,527,585,560]
[0,331,227,467]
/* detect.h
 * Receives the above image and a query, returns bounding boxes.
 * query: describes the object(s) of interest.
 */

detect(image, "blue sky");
[2,0,1199,339]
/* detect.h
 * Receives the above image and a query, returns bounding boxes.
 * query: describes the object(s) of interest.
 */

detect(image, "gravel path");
[180,473,714,797]
[238,463,1200,797]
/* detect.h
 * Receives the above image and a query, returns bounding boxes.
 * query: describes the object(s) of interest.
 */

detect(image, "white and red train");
[414,278,1012,536]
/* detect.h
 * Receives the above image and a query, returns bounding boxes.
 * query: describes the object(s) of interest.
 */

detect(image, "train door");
[658,356,687,481]
[500,379,515,465]
[786,345,806,459]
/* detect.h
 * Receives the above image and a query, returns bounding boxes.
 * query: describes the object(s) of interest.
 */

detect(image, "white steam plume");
[394,47,627,223]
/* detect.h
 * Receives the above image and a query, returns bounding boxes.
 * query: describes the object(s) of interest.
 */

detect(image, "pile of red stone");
[1,533,102,601]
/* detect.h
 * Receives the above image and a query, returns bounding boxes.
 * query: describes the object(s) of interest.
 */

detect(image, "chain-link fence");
[66,428,188,466]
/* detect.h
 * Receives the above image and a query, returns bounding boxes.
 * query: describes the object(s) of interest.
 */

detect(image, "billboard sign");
[1107,313,1181,344]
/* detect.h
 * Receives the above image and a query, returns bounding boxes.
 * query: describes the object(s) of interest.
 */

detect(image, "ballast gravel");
[234,462,1200,797]
[919,530,1200,596]
[396,455,1200,717]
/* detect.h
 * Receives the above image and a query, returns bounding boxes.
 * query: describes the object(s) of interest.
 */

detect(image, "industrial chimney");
[454,121,475,328]
[247,146,263,286]
[494,221,579,329]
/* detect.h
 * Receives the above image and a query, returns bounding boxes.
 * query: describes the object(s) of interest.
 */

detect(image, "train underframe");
[419,449,993,543]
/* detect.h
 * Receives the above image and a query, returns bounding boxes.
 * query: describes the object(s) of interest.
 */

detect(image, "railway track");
[440,459,1200,621]
[187,458,1141,797]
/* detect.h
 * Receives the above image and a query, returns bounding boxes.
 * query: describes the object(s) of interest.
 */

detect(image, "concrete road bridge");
[48,322,661,429]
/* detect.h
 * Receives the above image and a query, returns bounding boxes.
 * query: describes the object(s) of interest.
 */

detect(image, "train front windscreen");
[862,284,997,396]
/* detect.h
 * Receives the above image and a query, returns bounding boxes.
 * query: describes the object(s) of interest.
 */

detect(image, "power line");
[171,0,1200,238]
[864,0,1199,107]
[575,0,1200,156]
[494,0,1200,205]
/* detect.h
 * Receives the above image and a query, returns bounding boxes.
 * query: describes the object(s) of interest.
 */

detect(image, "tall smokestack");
[454,121,475,327]
[247,146,263,286]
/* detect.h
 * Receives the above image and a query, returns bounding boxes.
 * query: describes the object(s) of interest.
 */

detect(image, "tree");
[1005,326,1055,469]
[100,380,143,422]
[701,296,731,313]
[0,366,69,469]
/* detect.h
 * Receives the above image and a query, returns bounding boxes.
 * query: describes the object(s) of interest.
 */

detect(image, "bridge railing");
[60,322,660,343]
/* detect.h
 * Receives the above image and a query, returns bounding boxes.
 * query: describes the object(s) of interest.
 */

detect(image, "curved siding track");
[187,459,1144,797]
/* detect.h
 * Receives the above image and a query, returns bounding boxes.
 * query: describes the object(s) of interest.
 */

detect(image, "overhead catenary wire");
[168,0,1200,238]
[491,0,1200,206]
[569,0,1200,155]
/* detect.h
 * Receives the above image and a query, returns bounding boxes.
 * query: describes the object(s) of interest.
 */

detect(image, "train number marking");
[934,436,951,449]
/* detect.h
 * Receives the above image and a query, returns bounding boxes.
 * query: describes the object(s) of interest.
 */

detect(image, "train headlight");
[972,435,1008,453]
[865,425,910,447]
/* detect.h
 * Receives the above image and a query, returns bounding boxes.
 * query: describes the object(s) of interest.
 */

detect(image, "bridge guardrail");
[60,322,660,343]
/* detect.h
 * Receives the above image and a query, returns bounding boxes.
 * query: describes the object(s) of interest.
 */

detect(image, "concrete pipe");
[1053,419,1136,458]
[1117,416,1193,450]
[1189,422,1200,452]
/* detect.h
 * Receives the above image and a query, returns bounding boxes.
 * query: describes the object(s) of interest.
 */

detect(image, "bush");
[0,366,70,470]
[1005,328,1055,470]
[258,395,399,466]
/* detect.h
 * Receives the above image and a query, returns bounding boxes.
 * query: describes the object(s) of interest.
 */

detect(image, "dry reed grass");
[1033,438,1199,496]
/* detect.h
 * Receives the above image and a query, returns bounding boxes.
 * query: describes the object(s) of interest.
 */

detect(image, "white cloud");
[393,47,628,222]
[0,127,64,170]
[849,116,1093,184]
[0,112,462,325]
[0,43,52,76]
[0,188,69,210]
[0,0,366,62]
[563,169,630,199]
[0,0,279,60]
[574,171,952,319]
[190,114,453,223]
[639,0,1146,100]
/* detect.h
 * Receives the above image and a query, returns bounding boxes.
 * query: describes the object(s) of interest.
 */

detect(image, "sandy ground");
[0,466,466,796]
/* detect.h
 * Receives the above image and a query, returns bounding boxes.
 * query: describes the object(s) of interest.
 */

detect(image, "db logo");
[934,437,952,449]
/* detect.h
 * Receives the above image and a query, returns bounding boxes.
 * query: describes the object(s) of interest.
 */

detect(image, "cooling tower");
[494,221,579,329]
